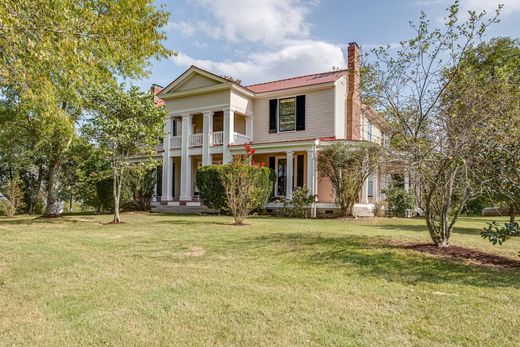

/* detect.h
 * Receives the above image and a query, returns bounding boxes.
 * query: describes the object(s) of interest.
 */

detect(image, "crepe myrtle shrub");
[196,144,273,224]
[383,185,415,217]
[318,141,382,216]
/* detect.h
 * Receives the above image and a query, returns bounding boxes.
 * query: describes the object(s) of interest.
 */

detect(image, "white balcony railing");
[189,133,203,147]
[233,132,250,145]
[211,131,223,145]
[170,136,182,149]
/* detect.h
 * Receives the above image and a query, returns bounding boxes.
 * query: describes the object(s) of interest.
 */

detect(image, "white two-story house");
[152,42,393,216]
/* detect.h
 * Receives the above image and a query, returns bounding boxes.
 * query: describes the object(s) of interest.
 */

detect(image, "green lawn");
[0,213,519,346]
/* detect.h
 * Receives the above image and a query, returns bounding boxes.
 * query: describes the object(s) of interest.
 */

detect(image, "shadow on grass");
[369,222,485,236]
[155,219,231,226]
[237,232,520,288]
[0,216,93,226]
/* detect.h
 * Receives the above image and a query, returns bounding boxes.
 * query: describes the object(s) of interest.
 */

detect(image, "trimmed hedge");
[196,164,274,211]
[196,165,226,210]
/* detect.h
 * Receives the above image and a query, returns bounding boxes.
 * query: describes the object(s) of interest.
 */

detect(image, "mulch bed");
[403,243,520,269]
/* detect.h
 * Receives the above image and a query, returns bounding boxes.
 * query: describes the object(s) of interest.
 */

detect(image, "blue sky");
[134,0,520,89]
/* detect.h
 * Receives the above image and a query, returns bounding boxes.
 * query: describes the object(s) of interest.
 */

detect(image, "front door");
[276,158,287,197]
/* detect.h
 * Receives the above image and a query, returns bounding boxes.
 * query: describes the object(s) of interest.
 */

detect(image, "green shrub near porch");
[196,164,273,212]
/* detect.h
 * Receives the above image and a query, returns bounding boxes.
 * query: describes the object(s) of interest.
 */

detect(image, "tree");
[220,145,272,225]
[318,142,382,216]
[84,85,166,223]
[0,100,47,214]
[0,0,171,217]
[363,1,500,246]
[451,38,520,223]
[0,174,23,217]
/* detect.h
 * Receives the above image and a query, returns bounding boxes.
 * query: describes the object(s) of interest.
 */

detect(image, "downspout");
[311,139,319,218]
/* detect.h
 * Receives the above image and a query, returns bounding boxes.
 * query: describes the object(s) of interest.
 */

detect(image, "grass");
[0,213,519,346]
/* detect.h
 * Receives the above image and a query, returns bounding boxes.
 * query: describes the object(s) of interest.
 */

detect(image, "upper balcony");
[166,110,251,151]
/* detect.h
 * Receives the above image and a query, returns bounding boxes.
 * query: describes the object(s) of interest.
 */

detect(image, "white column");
[246,116,253,142]
[306,150,316,197]
[161,116,173,201]
[404,173,410,192]
[202,111,212,166]
[374,169,380,202]
[180,114,192,201]
[286,151,294,200]
[223,108,234,163]
[362,178,369,204]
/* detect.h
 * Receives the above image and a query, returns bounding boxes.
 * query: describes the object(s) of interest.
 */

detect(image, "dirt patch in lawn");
[402,243,520,268]
[184,246,205,257]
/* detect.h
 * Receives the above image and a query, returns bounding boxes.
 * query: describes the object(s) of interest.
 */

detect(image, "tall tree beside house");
[0,0,171,217]
[318,142,382,217]
[84,85,166,223]
[363,1,500,247]
[448,38,520,224]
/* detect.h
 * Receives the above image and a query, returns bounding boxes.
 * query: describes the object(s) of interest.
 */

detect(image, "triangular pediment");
[159,66,231,96]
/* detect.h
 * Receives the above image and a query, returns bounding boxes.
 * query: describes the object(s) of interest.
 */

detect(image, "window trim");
[277,97,297,133]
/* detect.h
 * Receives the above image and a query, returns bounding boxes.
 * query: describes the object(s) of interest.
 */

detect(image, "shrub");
[0,175,24,217]
[274,187,315,218]
[196,144,273,224]
[196,165,226,210]
[95,178,114,213]
[222,161,271,224]
[481,221,520,245]
[122,165,157,211]
[383,185,415,217]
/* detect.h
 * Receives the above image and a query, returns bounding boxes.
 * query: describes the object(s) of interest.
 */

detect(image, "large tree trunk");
[28,165,44,215]
[425,204,451,247]
[44,158,61,217]
[510,204,517,224]
[112,168,123,223]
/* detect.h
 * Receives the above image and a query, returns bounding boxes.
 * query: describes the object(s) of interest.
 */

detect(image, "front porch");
[155,140,390,216]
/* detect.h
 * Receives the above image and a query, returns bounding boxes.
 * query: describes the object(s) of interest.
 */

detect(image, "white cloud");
[172,40,346,85]
[193,0,314,45]
[461,0,520,15]
[415,0,520,15]
[166,21,196,37]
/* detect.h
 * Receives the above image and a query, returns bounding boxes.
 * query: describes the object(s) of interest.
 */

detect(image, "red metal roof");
[245,70,347,94]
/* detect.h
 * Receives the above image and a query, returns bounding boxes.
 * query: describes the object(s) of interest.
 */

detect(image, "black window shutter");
[269,156,275,171]
[269,157,276,197]
[297,155,304,187]
[269,99,277,133]
[296,95,305,131]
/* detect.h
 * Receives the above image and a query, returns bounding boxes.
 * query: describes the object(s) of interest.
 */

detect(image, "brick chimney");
[151,84,165,107]
[346,42,361,140]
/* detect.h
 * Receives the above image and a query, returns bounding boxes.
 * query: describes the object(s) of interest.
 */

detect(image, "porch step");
[151,205,219,214]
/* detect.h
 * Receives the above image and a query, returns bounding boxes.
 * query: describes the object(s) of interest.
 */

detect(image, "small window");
[278,97,296,132]
[366,120,373,142]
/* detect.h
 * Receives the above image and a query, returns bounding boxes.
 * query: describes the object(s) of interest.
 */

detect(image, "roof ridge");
[245,69,347,88]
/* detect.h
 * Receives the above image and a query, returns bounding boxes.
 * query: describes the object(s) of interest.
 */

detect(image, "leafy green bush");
[122,165,157,211]
[95,178,114,213]
[196,165,226,210]
[383,185,415,217]
[274,187,315,218]
[481,221,520,245]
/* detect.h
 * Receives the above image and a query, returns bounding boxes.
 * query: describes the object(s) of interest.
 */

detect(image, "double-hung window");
[278,97,296,132]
